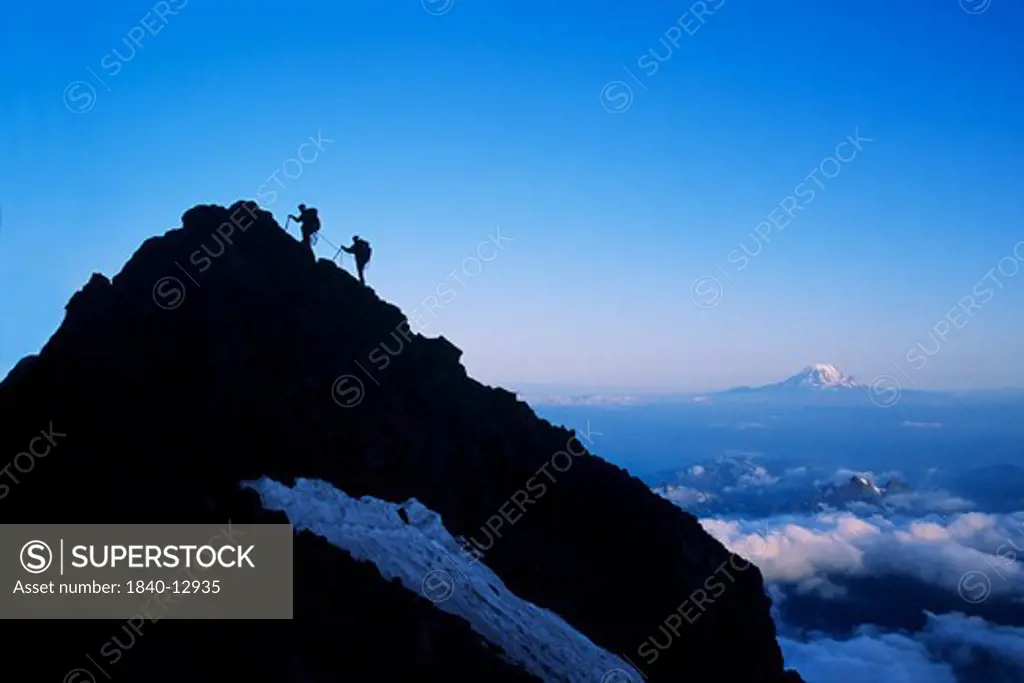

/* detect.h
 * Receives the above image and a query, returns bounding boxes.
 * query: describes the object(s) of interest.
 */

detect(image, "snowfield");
[243,476,641,683]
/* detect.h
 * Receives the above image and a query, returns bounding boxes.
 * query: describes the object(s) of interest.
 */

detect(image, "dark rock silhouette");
[0,201,803,682]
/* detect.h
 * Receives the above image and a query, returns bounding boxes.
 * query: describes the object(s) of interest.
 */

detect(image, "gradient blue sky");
[2,0,1023,391]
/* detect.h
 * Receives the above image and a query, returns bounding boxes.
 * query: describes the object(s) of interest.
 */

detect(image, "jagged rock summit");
[1,202,802,682]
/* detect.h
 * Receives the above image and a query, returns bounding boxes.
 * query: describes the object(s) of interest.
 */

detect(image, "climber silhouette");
[287,204,321,252]
[340,235,372,285]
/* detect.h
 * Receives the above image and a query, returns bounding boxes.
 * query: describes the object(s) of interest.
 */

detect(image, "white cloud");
[654,484,714,505]
[734,464,779,487]
[884,491,976,514]
[780,629,956,683]
[780,612,1024,683]
[701,511,1024,601]
[902,421,943,428]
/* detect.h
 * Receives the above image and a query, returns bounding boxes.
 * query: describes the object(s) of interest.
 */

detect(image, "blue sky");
[2,0,1023,391]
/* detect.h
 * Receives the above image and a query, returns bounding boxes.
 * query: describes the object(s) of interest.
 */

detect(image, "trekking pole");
[314,233,344,267]
[284,216,292,232]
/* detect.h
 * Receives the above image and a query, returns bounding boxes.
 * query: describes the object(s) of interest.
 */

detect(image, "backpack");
[355,239,371,263]
[305,208,321,234]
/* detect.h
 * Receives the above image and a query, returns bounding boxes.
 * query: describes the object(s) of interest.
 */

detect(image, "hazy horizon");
[498,370,1024,398]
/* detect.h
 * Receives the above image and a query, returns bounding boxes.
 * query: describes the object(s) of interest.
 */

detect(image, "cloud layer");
[780,612,1024,683]
[702,511,1024,601]
[700,511,1024,683]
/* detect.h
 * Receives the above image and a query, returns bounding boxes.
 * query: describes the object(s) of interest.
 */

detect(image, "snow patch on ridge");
[242,476,639,683]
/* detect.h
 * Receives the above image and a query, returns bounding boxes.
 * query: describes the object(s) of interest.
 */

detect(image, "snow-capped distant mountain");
[820,474,894,507]
[686,364,873,405]
[779,363,860,390]
[521,365,1022,407]
[525,365,868,408]
[732,364,861,393]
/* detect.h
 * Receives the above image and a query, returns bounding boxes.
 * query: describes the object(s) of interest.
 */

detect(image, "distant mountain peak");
[715,363,862,400]
[783,363,860,390]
